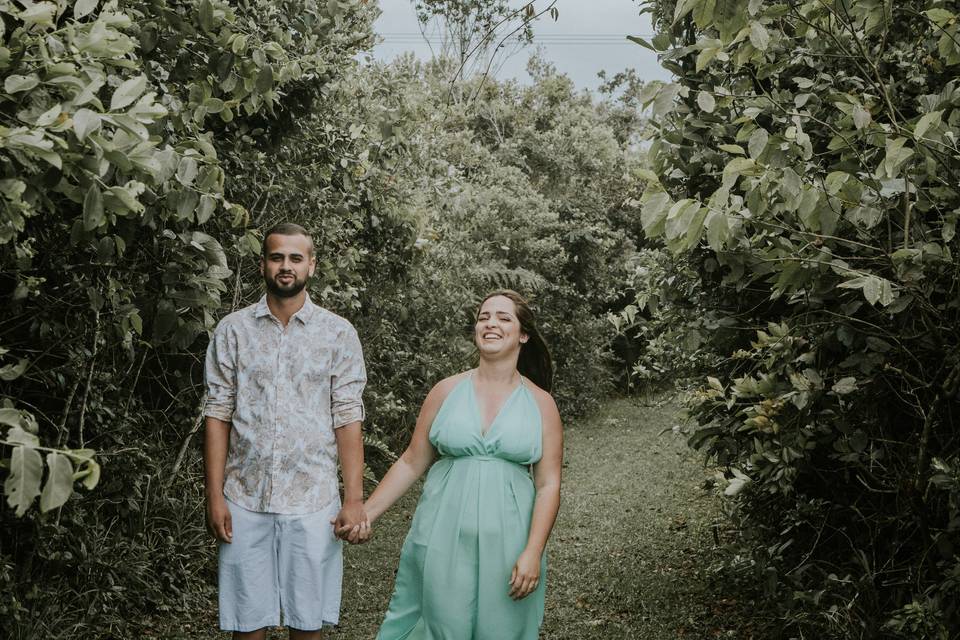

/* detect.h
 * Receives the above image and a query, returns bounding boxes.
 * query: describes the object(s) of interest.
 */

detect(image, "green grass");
[149,397,760,639]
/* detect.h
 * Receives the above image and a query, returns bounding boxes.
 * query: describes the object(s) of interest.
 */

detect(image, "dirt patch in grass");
[150,396,760,639]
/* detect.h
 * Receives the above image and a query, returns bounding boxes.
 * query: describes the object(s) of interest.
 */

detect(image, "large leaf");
[73,109,101,142]
[4,446,42,517]
[40,453,74,512]
[83,185,105,230]
[641,191,672,239]
[110,75,148,111]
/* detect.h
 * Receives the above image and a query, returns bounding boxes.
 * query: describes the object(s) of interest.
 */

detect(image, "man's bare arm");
[332,420,365,540]
[203,416,232,543]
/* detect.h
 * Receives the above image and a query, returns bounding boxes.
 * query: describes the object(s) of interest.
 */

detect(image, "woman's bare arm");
[362,373,466,524]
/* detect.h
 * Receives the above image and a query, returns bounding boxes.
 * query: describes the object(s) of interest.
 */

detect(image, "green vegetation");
[4,0,958,637]
[631,0,960,636]
[1,1,645,636]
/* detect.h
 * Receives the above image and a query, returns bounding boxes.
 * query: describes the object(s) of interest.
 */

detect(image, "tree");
[635,0,960,636]
[411,0,558,83]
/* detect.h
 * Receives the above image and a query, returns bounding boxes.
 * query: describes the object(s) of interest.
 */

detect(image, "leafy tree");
[636,0,960,636]
[0,0,382,634]
[411,0,558,82]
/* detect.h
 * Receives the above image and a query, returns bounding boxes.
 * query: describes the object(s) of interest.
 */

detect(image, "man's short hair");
[262,222,315,257]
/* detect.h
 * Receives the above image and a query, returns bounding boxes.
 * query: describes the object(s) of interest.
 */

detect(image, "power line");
[379,32,654,37]
[378,33,656,46]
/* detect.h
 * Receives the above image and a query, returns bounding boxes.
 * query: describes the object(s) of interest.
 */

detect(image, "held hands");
[206,495,233,543]
[508,548,541,600]
[330,501,372,544]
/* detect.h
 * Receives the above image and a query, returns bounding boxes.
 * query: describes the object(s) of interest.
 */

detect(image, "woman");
[360,289,563,639]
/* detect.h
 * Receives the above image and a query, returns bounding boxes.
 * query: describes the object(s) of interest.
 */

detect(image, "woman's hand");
[331,501,372,544]
[508,548,541,600]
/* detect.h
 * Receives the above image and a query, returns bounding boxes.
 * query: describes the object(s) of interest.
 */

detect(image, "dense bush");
[347,55,646,423]
[0,0,386,635]
[1,3,647,636]
[636,0,960,636]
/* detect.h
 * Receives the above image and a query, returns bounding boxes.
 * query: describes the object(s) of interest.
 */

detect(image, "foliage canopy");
[636,0,960,636]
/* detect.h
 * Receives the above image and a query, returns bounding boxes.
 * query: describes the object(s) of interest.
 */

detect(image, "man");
[203,222,368,639]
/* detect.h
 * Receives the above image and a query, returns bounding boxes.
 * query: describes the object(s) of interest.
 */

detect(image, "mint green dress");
[376,374,546,640]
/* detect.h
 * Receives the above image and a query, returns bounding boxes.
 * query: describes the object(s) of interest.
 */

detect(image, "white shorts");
[218,497,343,632]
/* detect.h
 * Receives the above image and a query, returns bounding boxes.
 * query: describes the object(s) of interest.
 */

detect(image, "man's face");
[260,233,316,299]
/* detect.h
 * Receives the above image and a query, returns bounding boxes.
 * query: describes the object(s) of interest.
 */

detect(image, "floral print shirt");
[203,295,366,514]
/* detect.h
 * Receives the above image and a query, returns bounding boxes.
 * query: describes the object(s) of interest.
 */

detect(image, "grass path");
[161,397,746,639]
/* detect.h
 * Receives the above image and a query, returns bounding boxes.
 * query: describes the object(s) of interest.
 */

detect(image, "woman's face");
[475,295,527,356]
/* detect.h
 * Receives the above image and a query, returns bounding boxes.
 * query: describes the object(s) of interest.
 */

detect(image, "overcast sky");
[368,0,672,91]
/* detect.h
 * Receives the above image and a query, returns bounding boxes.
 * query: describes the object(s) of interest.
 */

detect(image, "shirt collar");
[254,293,317,325]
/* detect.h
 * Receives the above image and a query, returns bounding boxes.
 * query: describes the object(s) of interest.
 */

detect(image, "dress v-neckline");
[469,372,524,439]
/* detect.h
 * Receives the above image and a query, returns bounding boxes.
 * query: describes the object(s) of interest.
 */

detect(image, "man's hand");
[206,495,233,543]
[330,501,371,544]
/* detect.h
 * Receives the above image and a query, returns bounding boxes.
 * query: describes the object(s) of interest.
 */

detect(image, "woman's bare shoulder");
[524,379,561,423]
[423,370,472,405]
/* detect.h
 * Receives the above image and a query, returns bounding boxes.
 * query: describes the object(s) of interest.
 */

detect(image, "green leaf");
[203,98,225,113]
[0,409,24,428]
[5,426,39,446]
[4,74,40,94]
[880,137,914,178]
[4,445,42,517]
[110,75,148,111]
[693,0,717,28]
[749,21,770,50]
[256,65,274,93]
[681,203,710,250]
[696,46,721,71]
[77,458,100,490]
[199,0,215,31]
[665,199,701,243]
[73,0,99,19]
[718,144,745,155]
[674,0,698,22]
[0,358,28,381]
[924,8,955,26]
[838,274,896,306]
[723,157,760,180]
[627,35,655,51]
[196,194,217,224]
[914,110,942,140]
[73,108,101,142]
[640,191,671,238]
[34,104,62,127]
[724,467,751,496]
[847,206,882,229]
[852,104,871,130]
[697,91,716,113]
[18,2,57,29]
[651,32,672,51]
[706,210,730,250]
[653,83,681,117]
[83,185,105,231]
[832,377,858,395]
[130,310,143,335]
[176,190,200,220]
[176,157,199,187]
[107,181,146,214]
[747,127,768,159]
[40,453,74,512]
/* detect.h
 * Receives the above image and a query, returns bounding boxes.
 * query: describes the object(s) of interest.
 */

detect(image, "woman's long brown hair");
[476,290,554,392]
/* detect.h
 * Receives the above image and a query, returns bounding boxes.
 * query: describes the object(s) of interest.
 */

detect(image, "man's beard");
[264,273,308,298]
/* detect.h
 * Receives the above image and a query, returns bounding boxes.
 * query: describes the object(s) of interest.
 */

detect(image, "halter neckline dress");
[376,372,546,640]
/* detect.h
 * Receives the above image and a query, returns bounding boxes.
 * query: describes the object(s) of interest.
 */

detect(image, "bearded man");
[203,222,368,639]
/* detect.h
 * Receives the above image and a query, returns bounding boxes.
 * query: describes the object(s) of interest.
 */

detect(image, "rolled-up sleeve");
[331,325,366,428]
[203,323,236,422]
